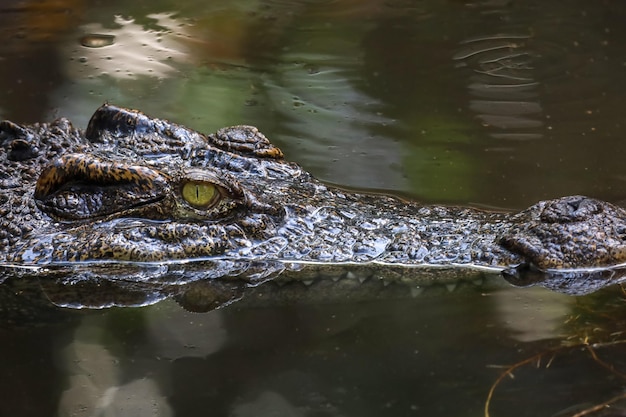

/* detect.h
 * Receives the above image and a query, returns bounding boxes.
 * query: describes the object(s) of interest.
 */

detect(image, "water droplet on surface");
[80,34,115,48]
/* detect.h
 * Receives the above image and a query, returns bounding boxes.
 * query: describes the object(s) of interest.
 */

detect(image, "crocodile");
[1,104,626,311]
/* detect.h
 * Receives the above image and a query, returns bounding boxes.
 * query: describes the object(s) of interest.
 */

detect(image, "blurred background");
[2,0,625,207]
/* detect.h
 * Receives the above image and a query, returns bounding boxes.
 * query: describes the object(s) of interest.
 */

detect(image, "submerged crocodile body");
[1,104,626,309]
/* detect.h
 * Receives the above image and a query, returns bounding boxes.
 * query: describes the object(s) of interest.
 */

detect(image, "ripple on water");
[453,34,545,140]
[453,23,599,142]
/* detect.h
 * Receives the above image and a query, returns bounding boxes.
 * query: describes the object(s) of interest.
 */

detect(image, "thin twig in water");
[485,340,626,417]
[586,344,626,380]
[568,392,626,417]
[484,349,557,417]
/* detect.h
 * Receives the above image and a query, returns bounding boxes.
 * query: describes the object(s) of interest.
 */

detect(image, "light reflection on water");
[66,13,194,79]
[1,0,626,416]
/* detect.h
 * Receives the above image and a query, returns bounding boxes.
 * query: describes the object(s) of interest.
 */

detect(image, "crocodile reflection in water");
[1,104,626,309]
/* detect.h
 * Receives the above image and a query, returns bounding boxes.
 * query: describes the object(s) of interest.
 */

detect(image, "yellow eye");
[181,181,219,209]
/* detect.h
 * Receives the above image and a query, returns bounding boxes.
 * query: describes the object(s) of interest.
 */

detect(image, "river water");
[2,1,626,416]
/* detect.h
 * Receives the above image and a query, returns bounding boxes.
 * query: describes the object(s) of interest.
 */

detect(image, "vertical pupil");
[182,181,218,208]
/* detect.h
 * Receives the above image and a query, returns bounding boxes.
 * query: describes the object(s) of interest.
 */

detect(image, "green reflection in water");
[403,115,476,202]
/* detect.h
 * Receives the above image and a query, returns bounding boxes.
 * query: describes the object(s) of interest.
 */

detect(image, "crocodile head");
[1,105,310,265]
[2,104,626,295]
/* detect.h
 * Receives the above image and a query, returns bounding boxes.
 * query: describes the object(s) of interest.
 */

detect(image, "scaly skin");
[1,104,626,301]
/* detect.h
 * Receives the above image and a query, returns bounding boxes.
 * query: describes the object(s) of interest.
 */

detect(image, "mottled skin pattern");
[2,105,626,297]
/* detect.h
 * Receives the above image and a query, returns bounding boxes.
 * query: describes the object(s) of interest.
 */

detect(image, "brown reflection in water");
[0,0,84,122]
[0,327,69,416]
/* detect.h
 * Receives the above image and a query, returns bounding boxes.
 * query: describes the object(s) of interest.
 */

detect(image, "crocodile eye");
[177,170,245,219]
[181,180,220,209]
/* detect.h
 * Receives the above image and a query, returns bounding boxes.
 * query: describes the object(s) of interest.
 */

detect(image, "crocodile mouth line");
[8,255,626,276]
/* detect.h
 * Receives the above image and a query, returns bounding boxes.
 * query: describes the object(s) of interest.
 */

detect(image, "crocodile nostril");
[540,196,601,223]
[567,199,581,211]
[615,226,626,240]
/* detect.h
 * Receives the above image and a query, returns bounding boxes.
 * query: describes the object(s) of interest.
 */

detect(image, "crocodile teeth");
[302,279,314,287]
[446,283,458,293]
[410,287,424,298]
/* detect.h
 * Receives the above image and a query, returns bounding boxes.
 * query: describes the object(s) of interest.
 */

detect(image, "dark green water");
[2,0,626,416]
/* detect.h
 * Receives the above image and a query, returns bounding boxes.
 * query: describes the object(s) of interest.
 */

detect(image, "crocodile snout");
[500,196,626,270]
